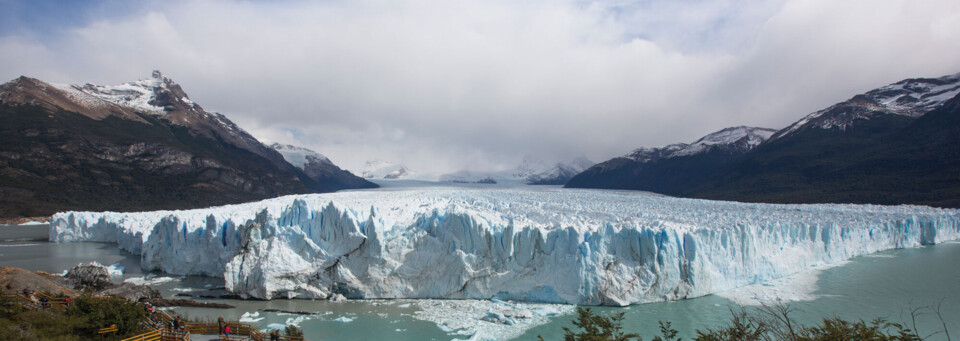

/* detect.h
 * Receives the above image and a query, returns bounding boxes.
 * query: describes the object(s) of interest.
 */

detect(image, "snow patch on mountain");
[360,160,414,179]
[521,156,595,185]
[50,188,960,305]
[48,83,114,111]
[867,72,960,117]
[627,126,776,163]
[775,72,960,139]
[270,143,332,169]
[439,156,594,185]
[73,70,179,115]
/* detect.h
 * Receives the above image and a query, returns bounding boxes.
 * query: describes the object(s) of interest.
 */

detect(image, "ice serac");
[49,189,960,305]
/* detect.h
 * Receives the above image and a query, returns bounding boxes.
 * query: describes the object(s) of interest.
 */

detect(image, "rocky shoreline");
[0,217,48,225]
[0,263,234,309]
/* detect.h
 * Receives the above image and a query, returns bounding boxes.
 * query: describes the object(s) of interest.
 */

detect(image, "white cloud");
[1,0,958,173]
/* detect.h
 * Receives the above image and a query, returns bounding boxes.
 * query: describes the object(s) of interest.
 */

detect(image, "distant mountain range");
[567,72,960,208]
[0,71,374,218]
[358,160,415,180]
[270,143,376,192]
[439,156,594,185]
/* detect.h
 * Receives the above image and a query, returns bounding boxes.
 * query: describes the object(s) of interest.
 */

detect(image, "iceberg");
[49,188,960,305]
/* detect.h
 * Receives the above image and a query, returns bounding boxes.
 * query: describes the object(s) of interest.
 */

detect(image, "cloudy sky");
[2,0,959,174]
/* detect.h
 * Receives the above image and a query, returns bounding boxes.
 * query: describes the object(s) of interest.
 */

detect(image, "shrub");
[284,324,304,337]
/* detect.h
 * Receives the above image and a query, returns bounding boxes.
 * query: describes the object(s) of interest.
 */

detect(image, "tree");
[558,307,641,341]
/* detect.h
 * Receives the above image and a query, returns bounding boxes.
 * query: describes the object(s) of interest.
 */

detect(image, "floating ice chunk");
[414,299,574,340]
[124,275,177,286]
[284,315,312,326]
[240,312,263,323]
[107,263,125,276]
[332,316,355,323]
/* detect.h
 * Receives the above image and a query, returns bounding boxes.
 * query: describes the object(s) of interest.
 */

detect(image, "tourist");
[224,324,231,338]
[270,329,280,341]
[218,316,226,335]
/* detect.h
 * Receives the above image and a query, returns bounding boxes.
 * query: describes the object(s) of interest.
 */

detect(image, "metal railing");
[186,322,304,341]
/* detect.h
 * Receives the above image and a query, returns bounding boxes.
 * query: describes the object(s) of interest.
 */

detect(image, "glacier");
[49,188,960,306]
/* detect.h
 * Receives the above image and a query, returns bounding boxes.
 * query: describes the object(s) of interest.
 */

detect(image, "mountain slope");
[0,72,372,218]
[62,71,295,172]
[690,92,960,207]
[519,156,594,185]
[565,126,776,193]
[567,72,960,207]
[358,160,414,180]
[270,144,376,192]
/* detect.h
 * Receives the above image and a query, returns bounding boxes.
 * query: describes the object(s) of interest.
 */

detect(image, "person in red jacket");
[224,325,231,338]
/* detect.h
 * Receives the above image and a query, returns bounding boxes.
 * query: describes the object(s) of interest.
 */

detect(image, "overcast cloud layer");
[2,0,959,174]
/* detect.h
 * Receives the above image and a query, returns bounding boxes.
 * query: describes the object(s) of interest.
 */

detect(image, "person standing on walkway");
[218,316,226,335]
[224,324,231,338]
[270,329,280,341]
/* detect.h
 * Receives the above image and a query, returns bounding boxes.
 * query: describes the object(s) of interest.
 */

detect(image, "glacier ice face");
[49,188,960,305]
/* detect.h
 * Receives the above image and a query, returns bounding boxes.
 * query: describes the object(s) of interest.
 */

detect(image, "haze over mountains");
[2,70,959,218]
[0,71,374,218]
[568,72,960,208]
[438,156,595,185]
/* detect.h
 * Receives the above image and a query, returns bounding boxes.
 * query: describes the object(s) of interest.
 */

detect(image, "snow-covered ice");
[414,299,574,340]
[715,261,848,306]
[49,188,960,306]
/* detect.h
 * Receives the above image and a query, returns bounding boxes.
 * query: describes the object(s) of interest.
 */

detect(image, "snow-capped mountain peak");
[513,155,552,179]
[72,70,201,116]
[674,126,776,157]
[270,143,332,169]
[866,71,960,116]
[510,155,595,185]
[773,72,960,140]
[360,160,414,179]
[626,126,776,162]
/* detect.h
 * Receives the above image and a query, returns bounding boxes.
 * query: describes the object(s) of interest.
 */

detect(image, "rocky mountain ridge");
[567,71,960,207]
[0,71,373,218]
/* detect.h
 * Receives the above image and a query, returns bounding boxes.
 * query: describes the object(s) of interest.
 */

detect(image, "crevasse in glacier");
[49,188,960,305]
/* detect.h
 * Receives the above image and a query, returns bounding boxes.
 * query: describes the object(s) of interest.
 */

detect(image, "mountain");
[437,156,595,185]
[567,72,960,207]
[689,85,960,207]
[270,143,375,192]
[770,72,960,140]
[566,126,776,193]
[0,71,374,218]
[359,160,414,179]
[516,155,594,185]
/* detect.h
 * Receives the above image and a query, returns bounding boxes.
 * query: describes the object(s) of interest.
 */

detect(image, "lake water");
[1,224,957,340]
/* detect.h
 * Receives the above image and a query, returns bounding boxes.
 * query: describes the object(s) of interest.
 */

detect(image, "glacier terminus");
[49,188,960,306]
